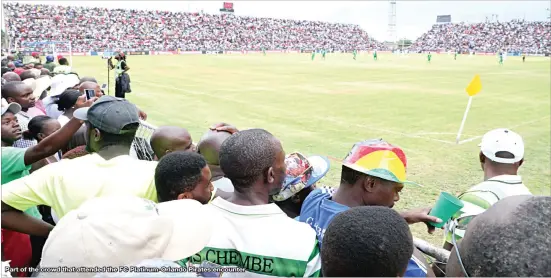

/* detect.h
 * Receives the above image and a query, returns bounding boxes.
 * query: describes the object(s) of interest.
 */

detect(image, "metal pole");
[69,41,73,67]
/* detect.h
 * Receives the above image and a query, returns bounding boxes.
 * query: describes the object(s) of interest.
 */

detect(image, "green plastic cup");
[429,192,464,228]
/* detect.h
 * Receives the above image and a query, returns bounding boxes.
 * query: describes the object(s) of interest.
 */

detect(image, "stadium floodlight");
[19,40,73,66]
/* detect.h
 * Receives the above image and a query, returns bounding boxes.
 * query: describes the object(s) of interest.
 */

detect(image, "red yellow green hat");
[343,139,421,186]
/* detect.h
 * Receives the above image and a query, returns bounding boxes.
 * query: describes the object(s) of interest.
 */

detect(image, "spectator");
[197,130,233,192]
[2,72,21,82]
[33,63,43,70]
[2,81,38,148]
[52,57,71,74]
[40,68,50,76]
[7,62,16,70]
[19,70,36,81]
[79,81,104,98]
[446,195,551,277]
[42,73,80,119]
[155,151,214,205]
[150,126,194,160]
[187,129,321,277]
[272,152,330,219]
[322,206,414,277]
[1,102,89,273]
[21,76,52,117]
[1,55,15,67]
[37,196,214,276]
[79,76,98,84]
[299,139,439,277]
[54,89,84,126]
[0,96,159,238]
[22,115,62,171]
[43,55,56,72]
[443,128,532,251]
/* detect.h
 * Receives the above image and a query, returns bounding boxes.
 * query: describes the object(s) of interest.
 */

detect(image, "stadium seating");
[3,2,385,52]
[411,20,551,54]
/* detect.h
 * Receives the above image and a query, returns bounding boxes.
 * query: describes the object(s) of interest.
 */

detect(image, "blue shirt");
[299,188,428,277]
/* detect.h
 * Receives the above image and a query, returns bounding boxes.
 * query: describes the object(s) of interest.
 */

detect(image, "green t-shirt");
[1,147,42,219]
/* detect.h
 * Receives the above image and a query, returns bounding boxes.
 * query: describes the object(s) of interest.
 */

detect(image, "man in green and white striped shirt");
[443,128,532,250]
[179,129,321,277]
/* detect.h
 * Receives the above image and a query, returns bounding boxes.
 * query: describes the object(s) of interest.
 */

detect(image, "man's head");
[2,72,21,82]
[7,62,15,69]
[446,195,551,277]
[339,139,411,208]
[197,130,232,165]
[34,63,43,70]
[73,96,140,153]
[155,151,214,204]
[40,68,50,76]
[150,126,194,160]
[79,81,103,98]
[2,81,36,110]
[79,76,98,84]
[24,63,34,69]
[19,69,36,81]
[1,103,22,145]
[59,58,69,66]
[322,206,414,277]
[479,128,524,179]
[219,129,286,196]
[6,55,14,61]
[46,55,54,63]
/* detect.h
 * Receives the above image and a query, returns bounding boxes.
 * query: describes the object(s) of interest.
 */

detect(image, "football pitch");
[71,52,550,243]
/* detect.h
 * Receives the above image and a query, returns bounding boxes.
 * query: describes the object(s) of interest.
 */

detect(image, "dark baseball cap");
[73,96,140,134]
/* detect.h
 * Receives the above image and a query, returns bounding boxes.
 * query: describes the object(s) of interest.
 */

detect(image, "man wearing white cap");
[443,128,532,251]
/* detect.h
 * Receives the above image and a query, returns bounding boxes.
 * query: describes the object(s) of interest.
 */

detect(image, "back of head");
[448,195,551,277]
[59,58,69,66]
[19,69,36,81]
[479,128,524,174]
[54,89,81,111]
[197,130,232,165]
[219,129,279,191]
[79,76,98,84]
[40,68,50,76]
[150,126,193,159]
[22,115,53,141]
[2,81,25,99]
[2,72,21,82]
[322,206,413,277]
[155,151,207,202]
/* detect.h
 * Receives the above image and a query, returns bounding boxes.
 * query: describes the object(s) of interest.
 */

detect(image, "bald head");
[19,70,36,81]
[2,72,21,82]
[7,62,15,69]
[40,68,50,76]
[447,195,550,277]
[197,130,232,165]
[150,126,194,160]
[79,81,103,98]
[79,76,97,84]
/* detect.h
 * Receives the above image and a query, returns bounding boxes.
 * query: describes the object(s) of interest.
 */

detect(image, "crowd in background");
[4,2,385,52]
[411,20,551,54]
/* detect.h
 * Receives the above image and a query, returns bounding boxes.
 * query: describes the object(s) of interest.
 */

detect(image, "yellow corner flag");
[465,74,482,96]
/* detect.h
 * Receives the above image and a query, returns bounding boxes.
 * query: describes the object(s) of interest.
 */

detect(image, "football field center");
[71,52,550,244]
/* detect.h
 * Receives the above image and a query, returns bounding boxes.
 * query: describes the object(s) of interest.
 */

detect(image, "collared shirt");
[444,175,532,243]
[2,153,158,219]
[13,110,37,149]
[299,188,428,277]
[180,197,321,277]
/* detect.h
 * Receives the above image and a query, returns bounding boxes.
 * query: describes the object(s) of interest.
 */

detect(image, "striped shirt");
[444,175,532,243]
[13,111,37,149]
[180,197,321,277]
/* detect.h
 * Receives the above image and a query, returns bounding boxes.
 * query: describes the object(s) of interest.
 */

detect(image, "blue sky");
[3,1,550,41]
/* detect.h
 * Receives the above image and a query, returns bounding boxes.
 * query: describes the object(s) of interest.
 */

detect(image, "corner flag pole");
[455,96,473,144]
[456,74,482,144]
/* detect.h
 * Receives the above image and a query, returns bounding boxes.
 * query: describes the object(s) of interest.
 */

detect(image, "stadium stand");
[3,2,385,52]
[411,20,551,54]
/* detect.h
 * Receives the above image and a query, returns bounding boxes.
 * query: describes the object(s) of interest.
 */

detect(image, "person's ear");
[93,128,102,142]
[363,176,376,193]
[37,132,46,141]
[177,192,193,200]
[6,97,15,103]
[266,166,275,183]
[165,149,172,155]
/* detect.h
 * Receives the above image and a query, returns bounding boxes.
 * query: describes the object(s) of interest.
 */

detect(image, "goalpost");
[19,40,73,66]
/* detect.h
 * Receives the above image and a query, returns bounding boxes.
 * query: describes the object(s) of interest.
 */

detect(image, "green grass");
[71,52,550,244]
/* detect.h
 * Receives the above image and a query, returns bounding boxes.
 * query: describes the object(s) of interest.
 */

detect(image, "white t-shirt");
[57,114,70,127]
[181,198,321,277]
[213,177,234,192]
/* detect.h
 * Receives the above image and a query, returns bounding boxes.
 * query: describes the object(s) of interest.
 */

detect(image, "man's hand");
[74,96,98,109]
[400,207,442,234]
[209,122,239,134]
[138,109,147,120]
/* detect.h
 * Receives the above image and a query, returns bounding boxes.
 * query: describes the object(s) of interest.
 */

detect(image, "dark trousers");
[115,79,125,98]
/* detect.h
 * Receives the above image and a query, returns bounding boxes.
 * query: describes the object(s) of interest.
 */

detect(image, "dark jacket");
[116,72,131,93]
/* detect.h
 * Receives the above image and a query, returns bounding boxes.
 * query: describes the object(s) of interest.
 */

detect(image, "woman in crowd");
[53,89,84,126]
[22,115,62,172]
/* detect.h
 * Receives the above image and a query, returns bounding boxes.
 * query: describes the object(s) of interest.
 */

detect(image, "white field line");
[457,115,551,145]
[132,80,457,145]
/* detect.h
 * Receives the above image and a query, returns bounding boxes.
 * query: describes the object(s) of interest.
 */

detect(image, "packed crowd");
[411,19,551,54]
[1,50,550,277]
[3,2,385,52]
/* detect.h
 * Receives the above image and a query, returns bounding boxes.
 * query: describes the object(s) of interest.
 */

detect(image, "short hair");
[459,196,551,277]
[22,115,54,140]
[2,81,26,98]
[219,129,278,190]
[94,124,139,148]
[155,151,207,202]
[79,76,98,84]
[340,165,367,185]
[322,206,413,277]
[59,58,69,65]
[19,70,36,81]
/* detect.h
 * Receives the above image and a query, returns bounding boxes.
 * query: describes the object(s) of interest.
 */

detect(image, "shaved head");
[79,76,97,84]
[150,126,194,160]
[40,68,50,76]
[197,130,232,165]
[79,81,103,98]
[2,72,21,82]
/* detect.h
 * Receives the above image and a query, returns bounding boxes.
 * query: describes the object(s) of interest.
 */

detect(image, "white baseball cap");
[40,196,215,274]
[479,128,524,164]
[22,75,52,98]
[49,73,80,96]
[1,102,21,116]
